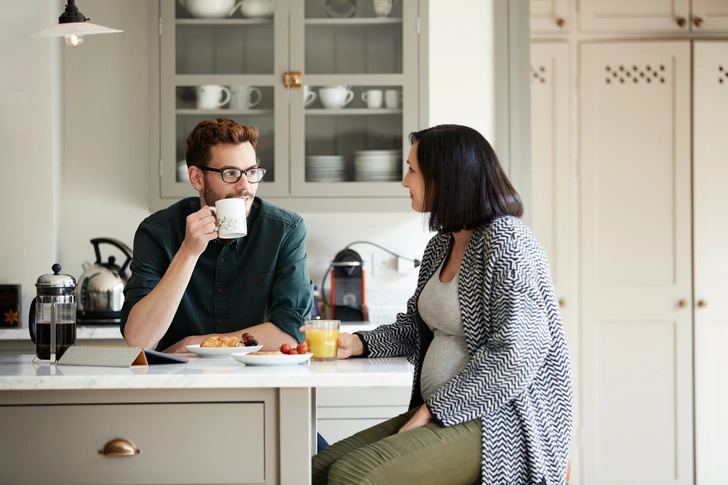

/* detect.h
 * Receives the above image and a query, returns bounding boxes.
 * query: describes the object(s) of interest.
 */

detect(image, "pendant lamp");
[29,0,122,48]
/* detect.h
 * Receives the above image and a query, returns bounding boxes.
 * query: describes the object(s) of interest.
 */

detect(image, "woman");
[312,124,572,485]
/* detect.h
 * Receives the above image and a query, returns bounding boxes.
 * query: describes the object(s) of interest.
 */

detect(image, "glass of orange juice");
[304,319,340,361]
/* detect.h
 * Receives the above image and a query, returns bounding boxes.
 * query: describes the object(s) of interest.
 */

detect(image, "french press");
[29,264,77,363]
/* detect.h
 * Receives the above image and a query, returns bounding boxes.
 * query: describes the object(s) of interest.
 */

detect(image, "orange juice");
[305,321,340,361]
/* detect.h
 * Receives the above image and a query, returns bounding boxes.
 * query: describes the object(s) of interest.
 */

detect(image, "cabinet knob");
[558,299,566,307]
[676,16,687,27]
[556,17,566,28]
[693,17,704,28]
[678,299,688,308]
[98,438,141,457]
[698,300,708,308]
[283,71,302,89]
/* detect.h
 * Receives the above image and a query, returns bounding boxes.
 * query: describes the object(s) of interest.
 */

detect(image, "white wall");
[0,1,62,323]
[1,0,502,327]
[427,1,496,144]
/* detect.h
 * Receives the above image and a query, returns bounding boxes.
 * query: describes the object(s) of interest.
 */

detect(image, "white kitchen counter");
[0,353,412,390]
[0,353,412,485]
[0,321,386,341]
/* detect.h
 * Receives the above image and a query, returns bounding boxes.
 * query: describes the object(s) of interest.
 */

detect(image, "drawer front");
[0,402,265,485]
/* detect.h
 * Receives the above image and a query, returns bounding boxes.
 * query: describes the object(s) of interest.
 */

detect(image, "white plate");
[186,344,263,358]
[232,352,313,366]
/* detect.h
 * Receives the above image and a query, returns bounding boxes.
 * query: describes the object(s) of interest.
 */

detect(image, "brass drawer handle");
[676,16,687,27]
[697,300,708,308]
[98,438,141,457]
[558,299,566,307]
[678,299,688,308]
[693,16,704,28]
[556,17,565,28]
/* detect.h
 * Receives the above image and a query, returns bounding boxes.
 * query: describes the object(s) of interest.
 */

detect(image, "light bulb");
[65,33,84,47]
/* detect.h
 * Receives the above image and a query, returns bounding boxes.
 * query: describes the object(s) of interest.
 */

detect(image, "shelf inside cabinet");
[176,19,274,26]
[177,109,274,116]
[305,18,402,26]
[305,109,402,116]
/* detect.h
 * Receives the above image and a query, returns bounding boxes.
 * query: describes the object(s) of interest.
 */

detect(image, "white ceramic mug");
[372,0,399,17]
[361,89,383,108]
[197,85,231,110]
[210,198,247,238]
[384,89,402,109]
[319,86,355,109]
[229,85,262,110]
[304,85,317,107]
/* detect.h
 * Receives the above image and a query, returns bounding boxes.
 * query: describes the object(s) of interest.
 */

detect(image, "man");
[121,118,313,353]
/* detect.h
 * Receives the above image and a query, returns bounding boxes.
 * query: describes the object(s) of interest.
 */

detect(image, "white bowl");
[240,0,275,18]
[180,0,236,18]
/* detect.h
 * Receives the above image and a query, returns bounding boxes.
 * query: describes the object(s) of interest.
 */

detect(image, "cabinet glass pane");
[305,84,403,183]
[175,4,275,75]
[175,113,276,183]
[304,0,403,74]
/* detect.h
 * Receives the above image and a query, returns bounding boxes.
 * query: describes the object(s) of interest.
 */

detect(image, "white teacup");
[197,85,231,110]
[210,198,247,239]
[384,89,402,109]
[319,86,355,109]
[229,85,262,110]
[361,89,383,108]
[373,0,398,17]
[304,85,317,107]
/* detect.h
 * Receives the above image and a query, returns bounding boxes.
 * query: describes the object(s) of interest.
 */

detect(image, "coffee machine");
[329,249,367,321]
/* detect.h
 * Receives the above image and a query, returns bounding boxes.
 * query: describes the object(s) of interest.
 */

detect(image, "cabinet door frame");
[579,41,693,485]
[287,0,419,198]
[158,0,290,200]
[577,0,691,33]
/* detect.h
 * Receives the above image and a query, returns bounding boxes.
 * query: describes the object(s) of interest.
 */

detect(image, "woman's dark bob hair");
[409,124,523,234]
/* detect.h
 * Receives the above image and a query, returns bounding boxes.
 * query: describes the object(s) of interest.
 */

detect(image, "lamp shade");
[29,22,122,38]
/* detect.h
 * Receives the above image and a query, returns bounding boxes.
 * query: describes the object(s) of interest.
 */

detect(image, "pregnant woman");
[311,124,573,485]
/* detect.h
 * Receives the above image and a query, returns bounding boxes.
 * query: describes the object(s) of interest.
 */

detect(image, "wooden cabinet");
[577,0,728,33]
[0,390,275,485]
[317,386,411,444]
[152,0,424,212]
[579,41,694,485]
[529,40,580,484]
[530,0,571,34]
[693,40,728,485]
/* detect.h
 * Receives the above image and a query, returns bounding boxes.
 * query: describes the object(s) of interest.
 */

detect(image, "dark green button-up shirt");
[120,197,313,351]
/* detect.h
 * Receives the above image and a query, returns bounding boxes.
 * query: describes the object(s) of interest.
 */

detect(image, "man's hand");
[398,404,432,433]
[180,206,219,257]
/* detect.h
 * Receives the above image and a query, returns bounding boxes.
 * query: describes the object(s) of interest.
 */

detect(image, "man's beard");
[202,180,254,212]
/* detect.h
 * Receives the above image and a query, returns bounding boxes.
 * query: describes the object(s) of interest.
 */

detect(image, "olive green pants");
[312,406,481,485]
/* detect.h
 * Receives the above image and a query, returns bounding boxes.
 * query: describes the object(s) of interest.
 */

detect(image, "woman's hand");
[336,332,363,359]
[398,404,432,433]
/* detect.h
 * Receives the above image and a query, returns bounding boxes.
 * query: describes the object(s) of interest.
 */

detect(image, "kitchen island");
[0,353,413,485]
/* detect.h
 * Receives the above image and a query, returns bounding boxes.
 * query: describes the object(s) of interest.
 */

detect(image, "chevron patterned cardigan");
[356,216,572,485]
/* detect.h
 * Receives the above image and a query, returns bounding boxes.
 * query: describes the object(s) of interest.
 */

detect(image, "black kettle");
[76,238,133,325]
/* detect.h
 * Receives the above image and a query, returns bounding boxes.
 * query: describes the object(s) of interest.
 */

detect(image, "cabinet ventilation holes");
[531,65,547,84]
[605,64,666,85]
[719,65,727,84]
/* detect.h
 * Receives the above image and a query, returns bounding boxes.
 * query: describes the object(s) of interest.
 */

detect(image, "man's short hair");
[185,118,259,168]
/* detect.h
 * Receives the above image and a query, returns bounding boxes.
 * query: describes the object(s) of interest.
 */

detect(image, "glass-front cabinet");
[156,0,422,208]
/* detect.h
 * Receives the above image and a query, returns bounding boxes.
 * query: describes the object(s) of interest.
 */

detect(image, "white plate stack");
[306,155,347,182]
[354,150,402,182]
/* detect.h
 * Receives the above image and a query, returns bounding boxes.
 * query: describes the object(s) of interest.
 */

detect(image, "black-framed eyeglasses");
[197,166,266,184]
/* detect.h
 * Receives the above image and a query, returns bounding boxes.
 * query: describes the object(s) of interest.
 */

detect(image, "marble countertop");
[0,353,413,391]
[0,322,386,341]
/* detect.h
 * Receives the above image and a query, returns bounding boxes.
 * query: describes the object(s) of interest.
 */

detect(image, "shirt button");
[218,319,223,324]
[217,288,223,294]
[254,278,259,283]
[219,258,224,263]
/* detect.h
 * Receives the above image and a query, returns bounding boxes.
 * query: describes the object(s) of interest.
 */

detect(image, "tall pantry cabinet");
[530,2,728,484]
